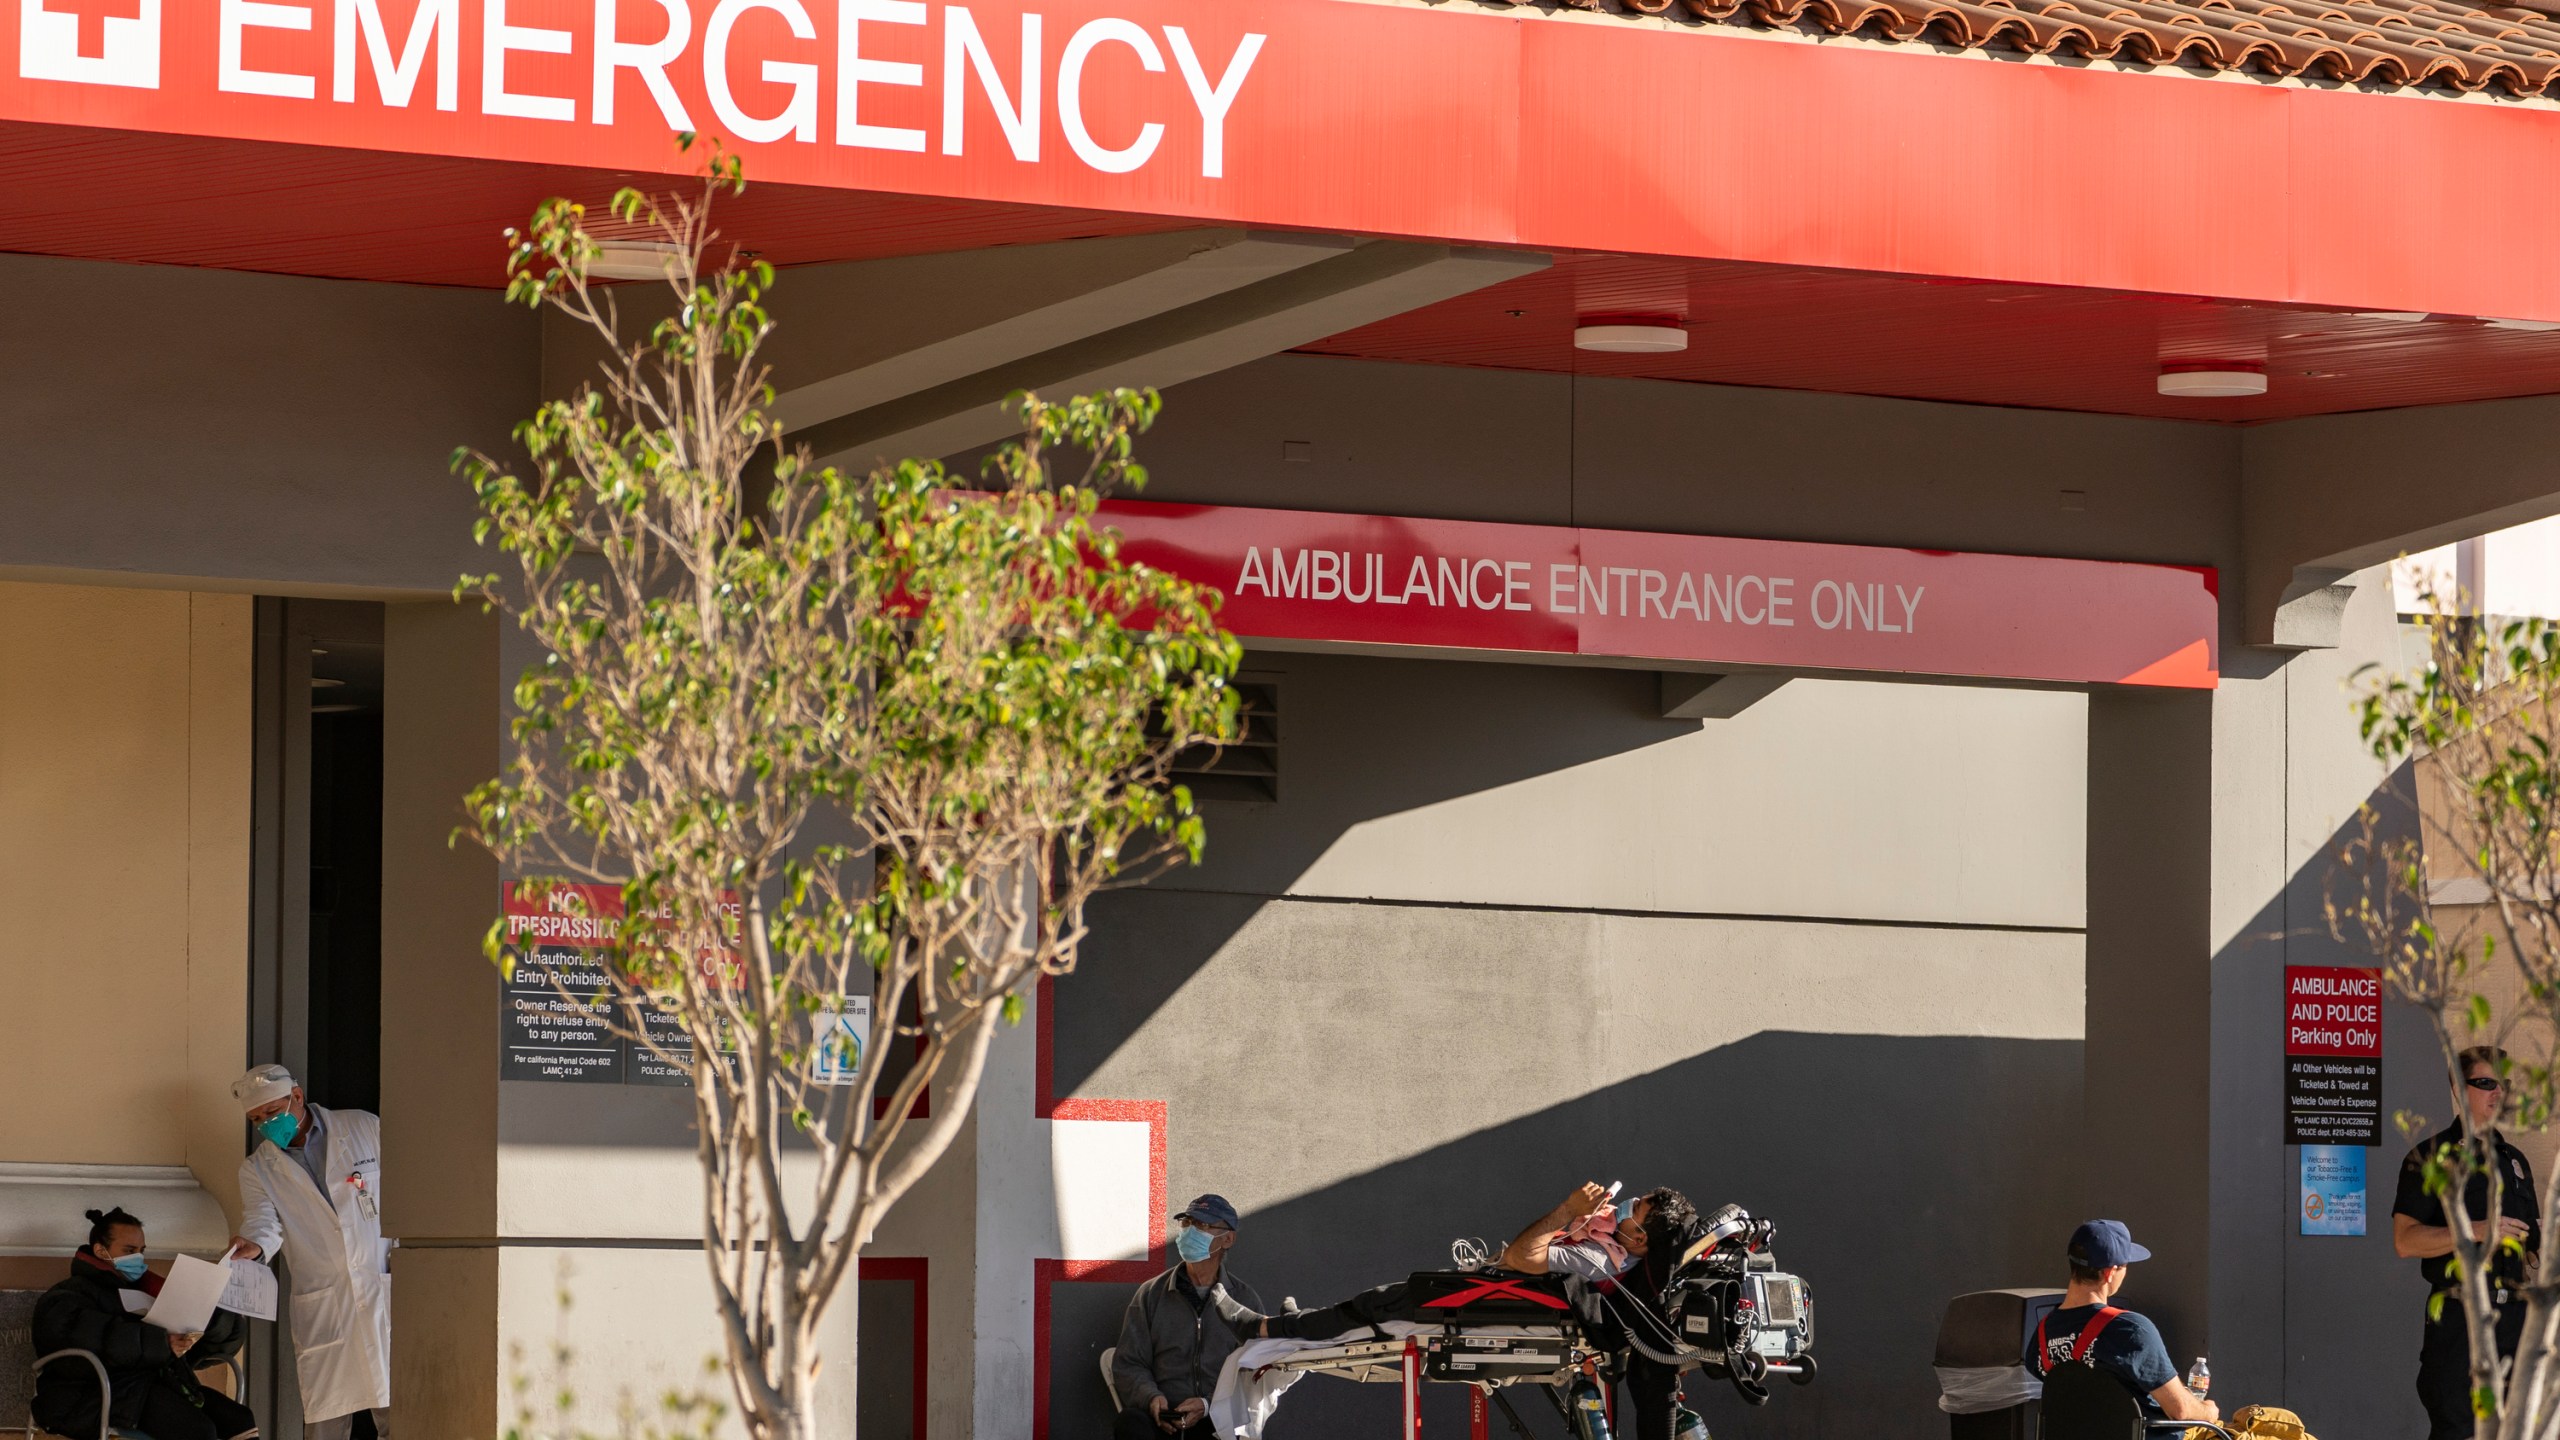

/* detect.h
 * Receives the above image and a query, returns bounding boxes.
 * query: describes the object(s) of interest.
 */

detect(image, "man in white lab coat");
[227,1063,391,1440]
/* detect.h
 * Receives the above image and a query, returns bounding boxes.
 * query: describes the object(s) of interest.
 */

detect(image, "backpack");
[2226,1405,2314,1440]
[2164,1398,2314,1440]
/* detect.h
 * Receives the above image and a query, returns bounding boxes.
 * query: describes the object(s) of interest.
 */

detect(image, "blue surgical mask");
[256,1111,300,1150]
[1176,1226,1217,1264]
[111,1254,148,1281]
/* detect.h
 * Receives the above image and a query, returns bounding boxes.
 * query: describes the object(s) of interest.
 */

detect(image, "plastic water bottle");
[1672,1404,1712,1440]
[2188,1356,2211,1397]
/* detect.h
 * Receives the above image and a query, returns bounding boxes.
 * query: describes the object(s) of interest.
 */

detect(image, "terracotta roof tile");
[1589,0,2560,96]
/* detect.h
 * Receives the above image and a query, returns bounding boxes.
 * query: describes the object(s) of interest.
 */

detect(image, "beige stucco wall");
[0,583,252,1215]
[2412,899,2560,1186]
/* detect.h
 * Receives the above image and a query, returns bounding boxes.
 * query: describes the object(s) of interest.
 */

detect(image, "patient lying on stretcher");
[1255,1182,1692,1340]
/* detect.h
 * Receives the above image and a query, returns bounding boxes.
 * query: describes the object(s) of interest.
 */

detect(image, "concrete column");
[382,598,972,1438]
[2087,575,2430,1437]
[381,599,503,1438]
[2255,579,2443,1431]
[2085,683,2220,1349]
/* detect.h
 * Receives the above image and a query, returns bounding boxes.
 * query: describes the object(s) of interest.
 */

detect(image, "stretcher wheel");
[1787,1353,1819,1386]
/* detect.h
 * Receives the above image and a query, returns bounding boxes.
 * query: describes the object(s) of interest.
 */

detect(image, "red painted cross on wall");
[39,0,145,58]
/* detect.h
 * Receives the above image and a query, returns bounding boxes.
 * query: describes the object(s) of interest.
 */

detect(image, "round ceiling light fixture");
[2157,362,2268,398]
[1574,316,1689,354]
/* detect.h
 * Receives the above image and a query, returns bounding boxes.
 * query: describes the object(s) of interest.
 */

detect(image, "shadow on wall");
[1164,651,1713,899]
[1047,1030,2083,1440]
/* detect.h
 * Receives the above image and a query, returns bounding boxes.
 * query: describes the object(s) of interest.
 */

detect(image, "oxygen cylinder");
[1672,1405,1711,1440]
[1566,1371,1614,1440]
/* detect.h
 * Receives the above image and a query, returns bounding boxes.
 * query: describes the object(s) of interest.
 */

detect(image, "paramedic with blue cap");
[1111,1193,1266,1437]
[2024,1220,2220,1429]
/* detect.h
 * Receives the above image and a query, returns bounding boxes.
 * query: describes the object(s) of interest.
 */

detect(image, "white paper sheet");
[217,1257,278,1322]
[141,1254,229,1334]
[117,1289,151,1315]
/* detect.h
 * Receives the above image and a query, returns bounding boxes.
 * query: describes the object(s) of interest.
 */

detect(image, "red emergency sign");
[7,0,2560,322]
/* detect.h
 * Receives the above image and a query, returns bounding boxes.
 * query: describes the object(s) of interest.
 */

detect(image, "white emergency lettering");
[706,0,820,142]
[334,0,458,109]
[594,0,694,128]
[221,0,316,98]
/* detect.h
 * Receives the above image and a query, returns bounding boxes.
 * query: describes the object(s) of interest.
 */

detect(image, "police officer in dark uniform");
[2393,1045,2543,1440]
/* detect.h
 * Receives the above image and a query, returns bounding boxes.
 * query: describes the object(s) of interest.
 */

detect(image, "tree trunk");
[836,1269,861,1440]
[764,1364,823,1440]
[760,1282,841,1440]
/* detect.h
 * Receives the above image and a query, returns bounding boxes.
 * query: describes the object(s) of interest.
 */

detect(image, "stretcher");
[1215,1207,1817,1437]
[1242,1321,1597,1439]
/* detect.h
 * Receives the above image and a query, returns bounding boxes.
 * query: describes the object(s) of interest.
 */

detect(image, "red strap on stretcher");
[2031,1306,2125,1375]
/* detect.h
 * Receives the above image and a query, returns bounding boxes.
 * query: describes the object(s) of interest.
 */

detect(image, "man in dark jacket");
[31,1206,256,1440]
[1112,1194,1264,1437]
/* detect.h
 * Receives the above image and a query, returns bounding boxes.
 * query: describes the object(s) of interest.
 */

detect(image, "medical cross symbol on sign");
[44,0,140,56]
[18,0,160,89]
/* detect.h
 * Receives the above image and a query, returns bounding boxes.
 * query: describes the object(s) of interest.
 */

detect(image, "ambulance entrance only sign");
[2285,965,2383,1146]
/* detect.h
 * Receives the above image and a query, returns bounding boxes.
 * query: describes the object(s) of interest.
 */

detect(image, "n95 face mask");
[256,1111,300,1149]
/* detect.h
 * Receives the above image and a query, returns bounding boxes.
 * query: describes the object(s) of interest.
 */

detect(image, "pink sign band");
[1100,499,2220,689]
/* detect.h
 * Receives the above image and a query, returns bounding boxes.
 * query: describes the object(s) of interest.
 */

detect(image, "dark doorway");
[302,605,385,1113]
[306,711,382,1111]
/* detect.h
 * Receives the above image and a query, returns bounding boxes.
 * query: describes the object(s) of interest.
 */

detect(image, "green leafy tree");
[2336,590,2560,1440]
[453,155,1240,1440]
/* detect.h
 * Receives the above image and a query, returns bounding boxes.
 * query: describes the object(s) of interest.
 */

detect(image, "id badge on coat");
[347,1164,380,1219]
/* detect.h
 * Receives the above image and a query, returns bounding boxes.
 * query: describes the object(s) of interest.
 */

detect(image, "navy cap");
[1178,1193,1240,1230]
[2068,1219,2152,1269]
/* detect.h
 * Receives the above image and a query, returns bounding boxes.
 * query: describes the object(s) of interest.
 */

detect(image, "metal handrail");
[22,1346,241,1440]
[2146,1421,2236,1440]
[23,1349,110,1440]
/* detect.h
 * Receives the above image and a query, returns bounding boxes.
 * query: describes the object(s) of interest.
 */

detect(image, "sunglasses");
[2468,1076,2505,1092]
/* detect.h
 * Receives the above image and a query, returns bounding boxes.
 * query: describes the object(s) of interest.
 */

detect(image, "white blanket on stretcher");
[1206,1322,1563,1439]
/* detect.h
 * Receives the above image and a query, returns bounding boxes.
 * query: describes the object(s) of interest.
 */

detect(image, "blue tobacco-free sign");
[2301,1145,2367,1236]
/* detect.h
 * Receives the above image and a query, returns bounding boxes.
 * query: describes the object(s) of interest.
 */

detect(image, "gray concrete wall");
[2229,577,2444,1432]
[1130,354,2241,570]
[1162,655,2087,928]
[2243,396,2560,642]
[1046,652,2092,1440]
[0,253,529,598]
[0,267,2246,604]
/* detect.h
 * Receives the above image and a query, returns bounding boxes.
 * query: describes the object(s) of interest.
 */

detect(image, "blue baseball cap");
[1179,1193,1240,1230]
[2068,1219,2151,1269]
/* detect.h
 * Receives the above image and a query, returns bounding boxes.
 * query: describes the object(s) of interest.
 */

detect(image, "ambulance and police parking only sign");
[2285,965,2383,1146]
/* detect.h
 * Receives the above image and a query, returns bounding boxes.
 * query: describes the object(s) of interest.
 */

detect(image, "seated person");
[1261,1182,1701,1440]
[2026,1219,2217,1430]
[1113,1194,1266,1438]
[32,1206,258,1440]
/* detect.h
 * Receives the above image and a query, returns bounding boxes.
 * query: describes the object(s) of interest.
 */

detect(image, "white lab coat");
[238,1105,391,1423]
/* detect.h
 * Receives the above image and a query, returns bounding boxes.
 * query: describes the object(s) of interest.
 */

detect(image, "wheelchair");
[2037,1364,2234,1440]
